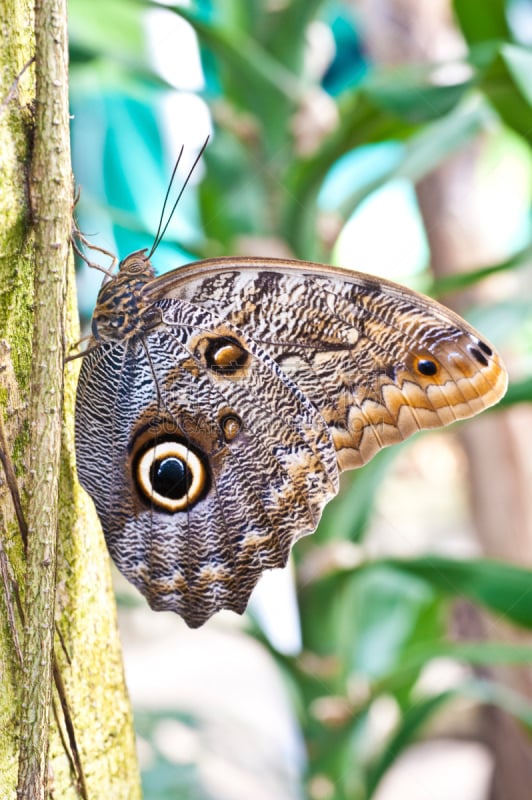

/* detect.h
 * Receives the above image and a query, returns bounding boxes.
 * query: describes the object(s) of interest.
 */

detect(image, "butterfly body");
[75,252,507,627]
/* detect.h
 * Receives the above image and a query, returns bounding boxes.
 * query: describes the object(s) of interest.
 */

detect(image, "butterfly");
[74,245,507,628]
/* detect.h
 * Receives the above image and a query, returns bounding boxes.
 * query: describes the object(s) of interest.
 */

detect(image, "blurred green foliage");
[69,0,532,798]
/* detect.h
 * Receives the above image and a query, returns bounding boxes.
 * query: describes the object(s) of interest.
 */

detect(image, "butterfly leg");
[71,220,117,278]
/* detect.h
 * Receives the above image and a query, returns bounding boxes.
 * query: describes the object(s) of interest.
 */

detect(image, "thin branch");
[0,414,28,548]
[0,57,35,115]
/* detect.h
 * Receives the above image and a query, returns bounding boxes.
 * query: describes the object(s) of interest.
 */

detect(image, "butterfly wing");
[75,298,338,627]
[149,257,507,471]
[77,256,507,627]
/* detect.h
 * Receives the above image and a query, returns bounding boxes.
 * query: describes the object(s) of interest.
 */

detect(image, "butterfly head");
[118,248,156,279]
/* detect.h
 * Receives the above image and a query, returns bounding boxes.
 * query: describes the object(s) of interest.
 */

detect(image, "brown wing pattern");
[76,292,339,627]
[76,254,507,627]
[154,257,507,470]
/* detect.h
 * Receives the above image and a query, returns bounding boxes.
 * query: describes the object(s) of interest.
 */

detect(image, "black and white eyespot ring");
[133,438,209,512]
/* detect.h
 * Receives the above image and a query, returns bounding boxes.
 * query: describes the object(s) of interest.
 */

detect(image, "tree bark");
[0,1,140,797]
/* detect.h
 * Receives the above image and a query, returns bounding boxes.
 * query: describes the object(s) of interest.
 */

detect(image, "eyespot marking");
[203,336,249,375]
[415,358,438,377]
[220,413,242,443]
[150,457,191,500]
[133,438,209,512]
[477,340,493,357]
[468,345,489,367]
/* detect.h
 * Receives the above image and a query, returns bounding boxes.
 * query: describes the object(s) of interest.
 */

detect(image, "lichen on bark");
[0,0,141,797]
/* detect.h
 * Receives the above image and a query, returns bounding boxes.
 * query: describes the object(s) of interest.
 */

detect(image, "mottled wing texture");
[76,256,507,627]
[150,257,507,471]
[76,297,338,627]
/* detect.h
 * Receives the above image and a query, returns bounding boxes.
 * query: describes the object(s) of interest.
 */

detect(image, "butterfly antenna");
[150,144,184,252]
[148,135,210,259]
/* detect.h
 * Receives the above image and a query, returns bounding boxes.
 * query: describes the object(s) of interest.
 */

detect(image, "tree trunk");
[0,1,140,797]
[354,0,532,797]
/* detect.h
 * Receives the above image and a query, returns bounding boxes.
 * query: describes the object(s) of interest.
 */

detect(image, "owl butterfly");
[75,154,507,629]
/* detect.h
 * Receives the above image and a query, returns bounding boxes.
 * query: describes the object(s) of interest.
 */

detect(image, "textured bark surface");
[0,0,141,797]
[0,0,35,791]
[17,0,72,793]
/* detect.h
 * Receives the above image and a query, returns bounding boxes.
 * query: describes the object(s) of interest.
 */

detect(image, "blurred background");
[68,1,532,798]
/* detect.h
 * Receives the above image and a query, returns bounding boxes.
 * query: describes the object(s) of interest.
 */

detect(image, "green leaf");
[259,0,329,71]
[173,5,306,102]
[336,96,492,222]
[366,65,472,123]
[199,130,268,246]
[69,0,146,70]
[285,91,416,257]
[499,376,532,408]
[379,557,532,628]
[390,641,532,681]
[369,640,532,705]
[339,568,440,681]
[479,44,532,141]
[284,64,481,257]
[367,678,532,795]
[317,447,399,544]
[465,678,532,728]
[453,0,511,45]
[429,241,532,296]
[300,556,532,665]
[366,689,457,795]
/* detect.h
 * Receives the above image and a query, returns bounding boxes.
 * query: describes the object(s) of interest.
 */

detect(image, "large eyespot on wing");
[76,305,341,629]
[133,437,210,512]
[76,258,507,627]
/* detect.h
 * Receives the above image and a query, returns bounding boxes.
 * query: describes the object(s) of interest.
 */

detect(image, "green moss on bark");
[0,0,141,797]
